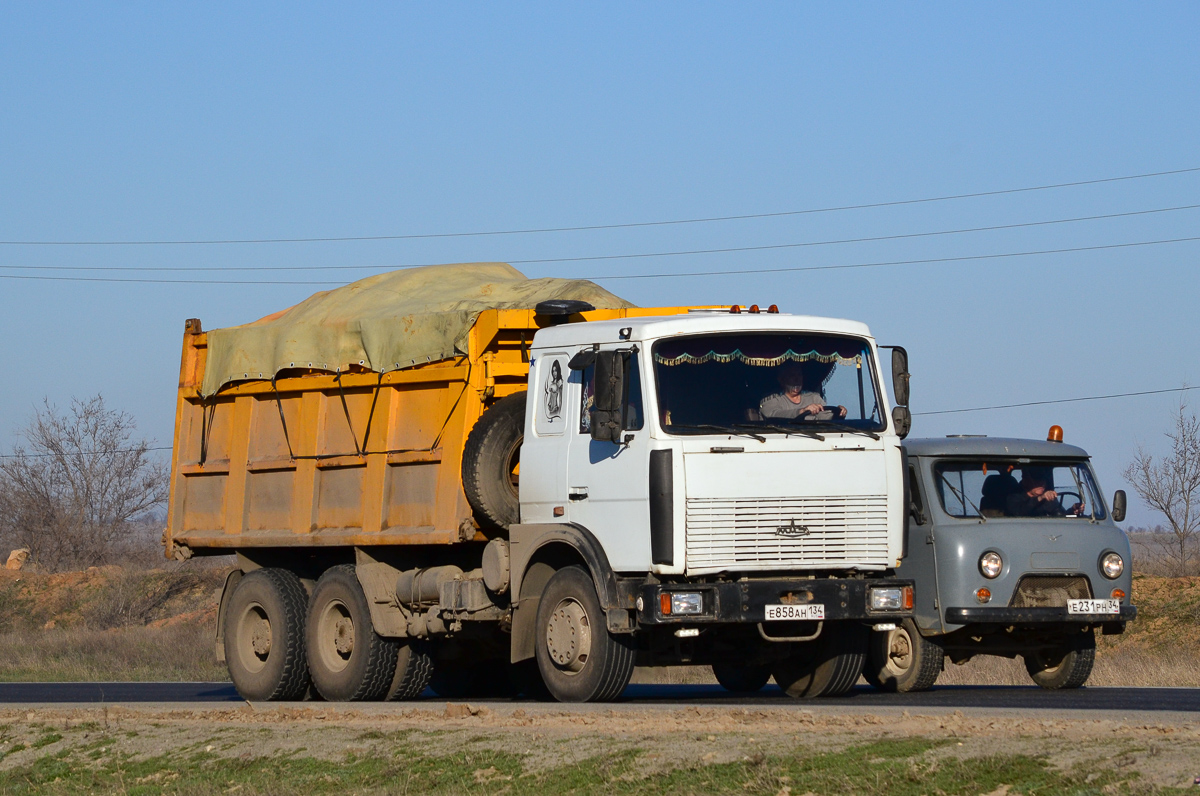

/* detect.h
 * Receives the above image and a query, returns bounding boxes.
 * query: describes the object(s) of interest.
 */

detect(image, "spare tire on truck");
[462,391,526,531]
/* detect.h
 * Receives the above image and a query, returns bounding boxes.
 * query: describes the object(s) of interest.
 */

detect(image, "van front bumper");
[635,578,915,625]
[945,605,1137,624]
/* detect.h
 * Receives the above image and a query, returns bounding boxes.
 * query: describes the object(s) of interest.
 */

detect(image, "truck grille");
[1009,575,1092,608]
[685,495,889,573]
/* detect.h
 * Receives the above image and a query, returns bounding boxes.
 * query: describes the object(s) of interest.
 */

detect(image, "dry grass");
[0,566,225,682]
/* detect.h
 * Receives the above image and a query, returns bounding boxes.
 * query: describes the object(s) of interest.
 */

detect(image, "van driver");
[759,362,847,421]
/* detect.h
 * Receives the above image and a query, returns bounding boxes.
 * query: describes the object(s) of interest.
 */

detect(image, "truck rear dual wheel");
[462,391,526,531]
[306,565,400,702]
[535,566,635,703]
[863,618,943,693]
[1024,628,1095,689]
[224,568,311,702]
[772,622,868,698]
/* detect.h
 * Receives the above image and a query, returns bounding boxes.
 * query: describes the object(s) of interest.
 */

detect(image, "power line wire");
[0,446,172,459]
[2,202,1197,279]
[2,165,1198,246]
[915,386,1198,416]
[2,233,1198,286]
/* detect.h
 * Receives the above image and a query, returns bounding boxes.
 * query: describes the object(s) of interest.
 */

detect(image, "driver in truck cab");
[758,361,847,421]
[1006,470,1085,517]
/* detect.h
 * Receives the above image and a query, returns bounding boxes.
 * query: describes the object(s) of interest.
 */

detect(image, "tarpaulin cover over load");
[201,262,633,396]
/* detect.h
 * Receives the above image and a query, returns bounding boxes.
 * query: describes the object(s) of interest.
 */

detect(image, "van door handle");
[569,487,589,501]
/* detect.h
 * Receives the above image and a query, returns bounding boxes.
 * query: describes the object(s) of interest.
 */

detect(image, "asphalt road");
[1,682,1198,712]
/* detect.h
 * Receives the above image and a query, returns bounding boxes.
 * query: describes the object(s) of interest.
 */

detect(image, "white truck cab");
[506,309,916,701]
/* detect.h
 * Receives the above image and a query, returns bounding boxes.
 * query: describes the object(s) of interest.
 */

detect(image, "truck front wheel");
[534,566,635,702]
[772,622,867,698]
[224,568,311,701]
[1023,628,1095,689]
[306,565,399,701]
[863,619,943,692]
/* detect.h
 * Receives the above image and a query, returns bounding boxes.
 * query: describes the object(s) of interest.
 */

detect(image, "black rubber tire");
[712,663,772,693]
[306,565,399,702]
[863,618,943,693]
[462,392,526,531]
[1024,628,1096,689]
[224,568,311,702]
[772,622,868,698]
[535,566,636,703]
[385,640,435,701]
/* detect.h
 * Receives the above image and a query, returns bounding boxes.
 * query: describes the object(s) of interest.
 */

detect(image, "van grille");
[1009,575,1092,608]
[684,495,889,573]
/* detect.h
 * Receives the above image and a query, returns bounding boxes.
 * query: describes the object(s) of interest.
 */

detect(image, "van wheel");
[772,622,867,698]
[462,392,526,531]
[306,565,399,701]
[224,568,311,701]
[863,619,943,692]
[1024,628,1095,689]
[712,663,771,693]
[535,566,635,702]
[386,640,434,701]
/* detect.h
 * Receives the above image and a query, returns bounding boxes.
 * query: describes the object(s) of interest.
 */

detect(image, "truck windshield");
[652,332,885,435]
[933,460,1107,520]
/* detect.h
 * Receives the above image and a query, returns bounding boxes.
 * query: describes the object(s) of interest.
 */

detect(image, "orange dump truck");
[167,263,915,703]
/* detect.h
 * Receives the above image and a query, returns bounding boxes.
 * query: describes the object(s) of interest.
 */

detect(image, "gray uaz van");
[862,432,1136,691]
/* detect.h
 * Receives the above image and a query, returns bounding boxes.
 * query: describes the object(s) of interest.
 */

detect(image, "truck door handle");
[569,488,589,501]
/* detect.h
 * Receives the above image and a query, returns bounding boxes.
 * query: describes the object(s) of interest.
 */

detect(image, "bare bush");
[0,395,169,571]
[1123,401,1200,577]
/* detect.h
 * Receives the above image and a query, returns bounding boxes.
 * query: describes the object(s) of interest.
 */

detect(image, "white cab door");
[565,346,651,572]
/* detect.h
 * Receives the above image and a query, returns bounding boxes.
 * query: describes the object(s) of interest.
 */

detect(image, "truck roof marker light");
[729,305,741,314]
[660,593,672,615]
[768,305,779,313]
[749,304,760,313]
[1048,425,1063,443]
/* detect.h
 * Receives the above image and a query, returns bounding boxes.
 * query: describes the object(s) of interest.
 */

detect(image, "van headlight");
[1101,552,1124,579]
[979,551,1003,579]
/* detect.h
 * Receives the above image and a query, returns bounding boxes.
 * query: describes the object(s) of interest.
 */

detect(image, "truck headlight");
[1101,552,1124,579]
[661,592,703,615]
[979,551,1002,579]
[869,587,912,611]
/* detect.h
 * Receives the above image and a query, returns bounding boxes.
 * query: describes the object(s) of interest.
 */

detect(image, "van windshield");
[652,333,885,435]
[933,460,1106,520]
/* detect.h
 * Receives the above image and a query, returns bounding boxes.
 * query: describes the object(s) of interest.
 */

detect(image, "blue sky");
[1,4,1197,526]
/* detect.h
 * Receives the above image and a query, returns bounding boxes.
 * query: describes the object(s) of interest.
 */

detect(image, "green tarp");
[201,263,633,396]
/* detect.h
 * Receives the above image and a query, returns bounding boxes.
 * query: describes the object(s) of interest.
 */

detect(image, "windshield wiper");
[939,473,986,522]
[735,422,825,441]
[667,423,766,442]
[786,419,880,440]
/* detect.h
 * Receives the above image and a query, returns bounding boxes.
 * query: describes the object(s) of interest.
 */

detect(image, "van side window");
[579,354,645,434]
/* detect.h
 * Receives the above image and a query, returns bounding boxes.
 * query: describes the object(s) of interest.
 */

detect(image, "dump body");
[165,307,692,558]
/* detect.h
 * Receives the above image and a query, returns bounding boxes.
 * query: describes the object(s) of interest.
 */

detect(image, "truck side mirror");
[891,406,911,439]
[891,347,910,407]
[590,350,625,443]
[1112,489,1127,523]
